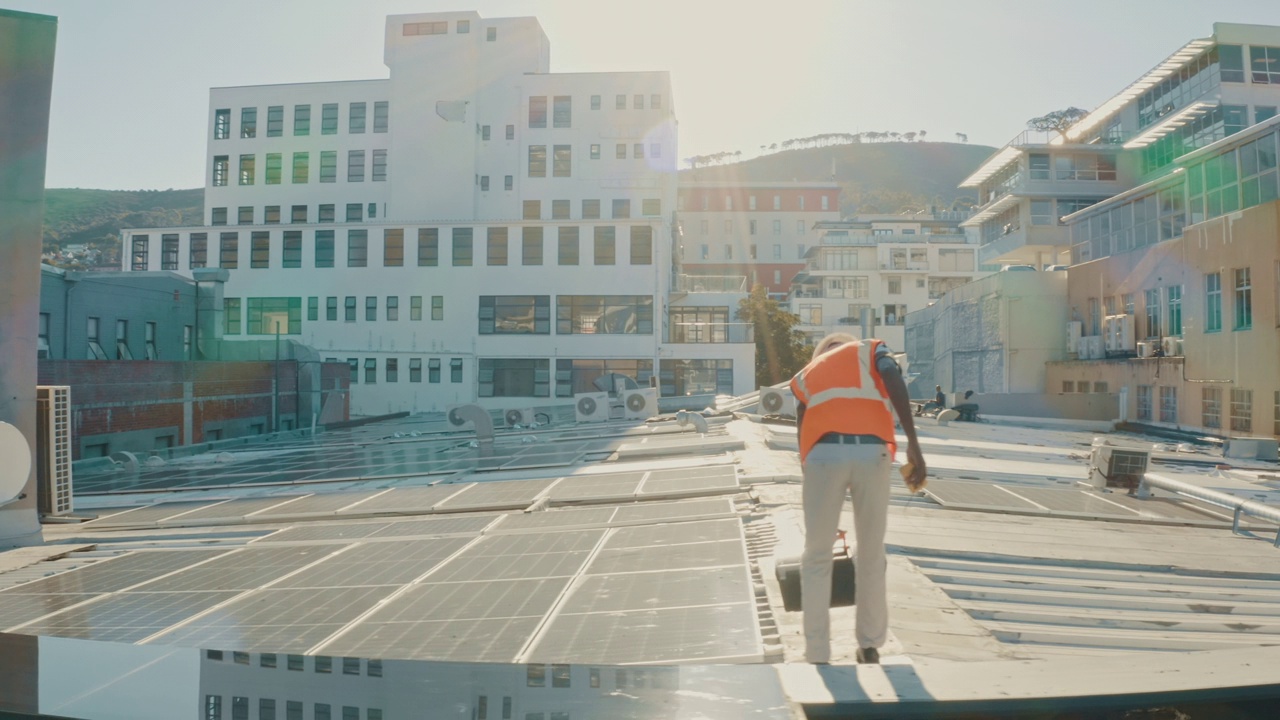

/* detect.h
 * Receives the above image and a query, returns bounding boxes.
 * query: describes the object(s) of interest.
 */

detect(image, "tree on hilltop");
[1027,107,1088,137]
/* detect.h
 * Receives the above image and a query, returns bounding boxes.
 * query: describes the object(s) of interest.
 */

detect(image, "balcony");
[880,262,929,272]
[978,223,1070,267]
[673,274,747,293]
[666,322,754,344]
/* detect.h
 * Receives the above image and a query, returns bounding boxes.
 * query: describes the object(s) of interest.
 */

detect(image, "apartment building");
[675,182,840,297]
[961,23,1280,270]
[1047,116,1280,438]
[788,212,983,351]
[121,11,753,415]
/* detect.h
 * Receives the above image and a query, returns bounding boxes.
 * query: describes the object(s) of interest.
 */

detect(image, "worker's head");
[936,385,942,391]
[812,332,859,360]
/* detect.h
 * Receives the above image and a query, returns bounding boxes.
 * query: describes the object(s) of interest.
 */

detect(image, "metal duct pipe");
[451,404,494,456]
[675,410,708,434]
[1141,472,1280,547]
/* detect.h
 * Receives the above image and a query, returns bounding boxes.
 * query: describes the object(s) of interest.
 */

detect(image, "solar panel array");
[925,479,1233,523]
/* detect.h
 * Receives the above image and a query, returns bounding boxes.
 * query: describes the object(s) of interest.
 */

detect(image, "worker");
[790,332,927,664]
[934,385,947,409]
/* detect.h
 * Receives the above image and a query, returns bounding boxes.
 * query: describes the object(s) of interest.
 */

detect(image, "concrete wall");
[966,392,1120,422]
[40,267,198,361]
[905,270,1068,396]
[37,360,350,459]
[0,9,55,545]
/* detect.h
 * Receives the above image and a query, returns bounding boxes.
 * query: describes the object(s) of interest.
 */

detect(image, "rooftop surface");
[4,408,1280,718]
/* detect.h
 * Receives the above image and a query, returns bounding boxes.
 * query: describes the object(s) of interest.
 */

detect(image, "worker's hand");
[904,443,927,492]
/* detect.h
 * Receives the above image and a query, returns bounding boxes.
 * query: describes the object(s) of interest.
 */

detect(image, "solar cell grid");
[604,518,741,549]
[0,594,100,631]
[611,499,736,525]
[366,514,498,538]
[493,507,617,530]
[558,566,751,615]
[252,491,379,516]
[0,551,228,595]
[473,530,604,556]
[158,496,307,523]
[255,521,391,544]
[528,603,760,664]
[926,480,1043,510]
[424,551,592,583]
[341,485,464,514]
[1007,486,1143,516]
[85,501,227,526]
[272,538,471,588]
[588,539,745,576]
[323,616,542,663]
[435,478,555,509]
[15,591,240,643]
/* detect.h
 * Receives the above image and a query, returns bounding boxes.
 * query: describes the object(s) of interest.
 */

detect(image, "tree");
[955,132,968,143]
[1026,107,1088,137]
[903,131,917,143]
[737,285,810,387]
[918,130,927,141]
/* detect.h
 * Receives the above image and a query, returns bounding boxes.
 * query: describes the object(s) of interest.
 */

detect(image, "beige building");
[1048,119,1280,439]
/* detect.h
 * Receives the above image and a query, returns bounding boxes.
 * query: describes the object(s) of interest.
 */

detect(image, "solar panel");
[366,514,498,538]
[15,591,240,643]
[426,551,593,583]
[925,480,1043,511]
[640,466,738,495]
[588,539,746,576]
[272,538,472,589]
[611,499,736,525]
[252,491,380,517]
[341,485,467,515]
[527,603,761,664]
[434,478,555,510]
[130,546,341,592]
[558,566,751,615]
[494,507,617,530]
[547,472,645,502]
[255,521,392,544]
[1006,486,1143,516]
[605,518,742,549]
[0,594,100,631]
[323,615,544,663]
[157,496,307,524]
[0,551,229,596]
[85,501,227,526]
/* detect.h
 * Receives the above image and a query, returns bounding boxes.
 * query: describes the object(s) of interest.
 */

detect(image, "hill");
[42,188,203,269]
[681,141,995,214]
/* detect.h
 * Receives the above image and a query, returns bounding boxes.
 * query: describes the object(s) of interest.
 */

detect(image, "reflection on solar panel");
[612,498,735,524]
[272,538,472,588]
[640,466,738,495]
[157,496,307,524]
[15,591,241,643]
[558,567,750,614]
[340,486,467,515]
[0,550,229,596]
[252,492,380,517]
[434,478,555,510]
[589,539,746,575]
[528,603,761,664]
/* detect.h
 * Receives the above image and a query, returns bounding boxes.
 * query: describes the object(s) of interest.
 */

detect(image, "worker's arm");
[878,360,927,490]
[794,401,805,439]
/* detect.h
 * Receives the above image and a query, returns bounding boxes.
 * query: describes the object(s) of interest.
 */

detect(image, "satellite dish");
[0,422,32,502]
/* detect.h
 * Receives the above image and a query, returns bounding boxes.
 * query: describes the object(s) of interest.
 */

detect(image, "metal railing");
[1142,472,1280,547]
[673,275,747,293]
[667,322,754,344]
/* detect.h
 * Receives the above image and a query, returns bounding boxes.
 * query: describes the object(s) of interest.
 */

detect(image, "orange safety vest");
[789,340,896,462]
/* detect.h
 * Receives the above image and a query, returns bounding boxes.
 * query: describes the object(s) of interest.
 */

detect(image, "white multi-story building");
[788,212,983,351]
[121,11,753,415]
[961,23,1280,270]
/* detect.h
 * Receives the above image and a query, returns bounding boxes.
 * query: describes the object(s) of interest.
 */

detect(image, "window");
[346,203,362,222]
[205,696,222,720]
[630,226,652,265]
[319,203,335,222]
[131,235,150,271]
[590,144,600,160]
[429,358,441,382]
[432,296,444,321]
[409,358,422,382]
[1136,385,1152,421]
[523,227,544,265]
[504,175,513,191]
[582,199,600,219]
[250,231,270,268]
[616,94,626,110]
[276,231,301,269]
[265,153,282,184]
[266,105,283,136]
[642,199,660,216]
[315,230,335,268]
[529,96,547,128]
[552,199,570,219]
[373,101,388,133]
[347,230,367,267]
[553,96,571,128]
[236,206,253,225]
[349,102,366,133]
[190,233,208,268]
[457,19,470,33]
[479,296,550,334]
[773,245,781,260]
[220,232,239,268]
[85,316,106,359]
[293,104,310,135]
[410,295,422,320]
[418,228,439,266]
[320,151,337,183]
[115,319,131,359]
[453,228,474,266]
[214,108,230,139]
[365,358,377,384]
[240,107,256,138]
[749,219,757,235]
[348,150,365,182]
[372,149,387,181]
[887,276,901,295]
[262,206,280,224]
[1167,285,1182,336]
[259,700,275,720]
[553,145,572,177]
[616,143,627,160]
[669,307,730,343]
[1144,288,1162,338]
[487,26,496,41]
[821,195,830,210]
[365,296,377,321]
[1202,387,1222,429]
[1160,386,1178,423]
[593,226,616,265]
[659,358,734,397]
[528,145,546,177]
[237,154,255,185]
[612,199,630,219]
[1234,267,1252,330]
[1251,45,1280,84]
[346,358,358,382]
[384,229,404,267]
[386,358,398,382]
[633,94,644,109]
[487,227,509,265]
[292,152,309,183]
[556,295,653,334]
[558,227,579,265]
[212,155,229,186]
[450,357,463,382]
[552,664,571,688]
[246,297,302,335]
[1275,390,1280,436]
[224,298,241,335]
[344,296,357,322]
[327,297,338,321]
[633,143,644,159]
[1063,381,1075,394]
[1231,388,1253,432]
[321,103,338,134]
[1257,106,1278,123]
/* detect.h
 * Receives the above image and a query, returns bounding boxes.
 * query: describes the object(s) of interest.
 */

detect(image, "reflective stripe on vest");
[804,342,885,409]
[792,340,895,462]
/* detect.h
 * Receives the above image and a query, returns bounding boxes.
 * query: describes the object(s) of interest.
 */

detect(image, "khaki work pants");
[800,441,891,663]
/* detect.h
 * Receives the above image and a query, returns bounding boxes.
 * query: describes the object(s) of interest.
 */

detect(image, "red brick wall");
[37,360,349,458]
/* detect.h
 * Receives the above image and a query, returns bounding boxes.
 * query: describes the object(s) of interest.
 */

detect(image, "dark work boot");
[855,647,879,664]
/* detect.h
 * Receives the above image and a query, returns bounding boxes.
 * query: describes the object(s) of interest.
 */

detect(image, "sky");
[8,0,1280,190]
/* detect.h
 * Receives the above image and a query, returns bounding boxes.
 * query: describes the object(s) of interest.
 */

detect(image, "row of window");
[212,150,387,186]
[526,93,664,130]
[681,194,831,212]
[403,18,497,39]
[696,218,807,237]
[222,294,656,336]
[209,203,380,226]
[1135,385,1277,435]
[338,357,463,385]
[213,102,388,140]
[79,317,173,361]
[136,226,655,271]
[204,695,379,720]
[1084,263,1266,343]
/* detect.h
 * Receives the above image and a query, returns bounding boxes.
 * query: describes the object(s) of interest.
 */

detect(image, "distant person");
[934,385,946,408]
[964,390,974,401]
[790,332,927,665]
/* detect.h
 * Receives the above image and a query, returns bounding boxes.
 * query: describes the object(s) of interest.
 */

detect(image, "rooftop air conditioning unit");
[1103,319,1121,353]
[1136,341,1153,358]
[759,387,796,416]
[36,386,74,516]
[503,408,534,427]
[1066,321,1082,356]
[1078,336,1101,360]
[623,388,659,420]
[1110,314,1136,353]
[574,392,609,423]
[1161,336,1182,357]
[1088,445,1150,491]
